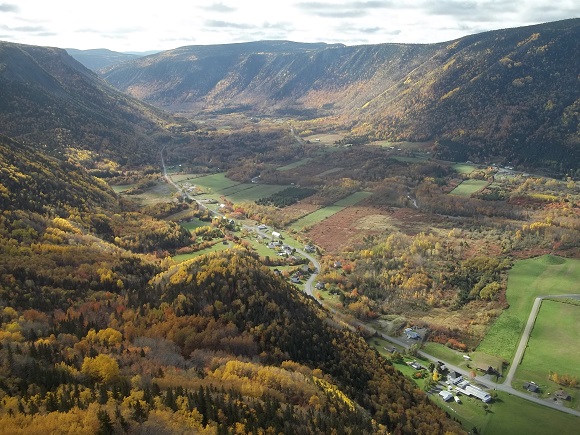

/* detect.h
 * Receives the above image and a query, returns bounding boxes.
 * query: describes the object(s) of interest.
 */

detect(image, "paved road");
[160,147,580,418]
[160,146,223,218]
[505,294,580,386]
[366,305,580,418]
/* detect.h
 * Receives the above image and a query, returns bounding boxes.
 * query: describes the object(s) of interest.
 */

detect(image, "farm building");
[439,391,453,402]
[447,371,464,385]
[404,327,421,339]
[523,382,540,393]
[554,390,571,401]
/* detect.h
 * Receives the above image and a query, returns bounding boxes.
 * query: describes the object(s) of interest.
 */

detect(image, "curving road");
[363,296,580,418]
[160,145,580,418]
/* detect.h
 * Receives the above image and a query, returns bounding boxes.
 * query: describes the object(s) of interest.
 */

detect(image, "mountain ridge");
[0,41,174,166]
[101,19,580,169]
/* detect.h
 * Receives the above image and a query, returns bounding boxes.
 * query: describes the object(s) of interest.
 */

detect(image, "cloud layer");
[0,0,577,51]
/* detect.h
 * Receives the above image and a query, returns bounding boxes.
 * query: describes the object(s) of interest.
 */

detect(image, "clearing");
[289,191,372,232]
[514,299,580,404]
[477,255,580,363]
[449,179,488,196]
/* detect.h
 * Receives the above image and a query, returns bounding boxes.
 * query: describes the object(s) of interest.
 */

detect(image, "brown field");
[306,206,390,252]
[278,203,320,223]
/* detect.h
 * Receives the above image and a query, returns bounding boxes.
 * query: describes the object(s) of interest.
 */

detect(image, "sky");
[0,1,578,52]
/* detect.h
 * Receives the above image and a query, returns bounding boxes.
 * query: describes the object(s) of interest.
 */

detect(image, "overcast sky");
[0,1,578,52]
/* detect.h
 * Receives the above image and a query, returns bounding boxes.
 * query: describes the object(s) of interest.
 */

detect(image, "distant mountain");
[101,20,580,169]
[66,48,141,70]
[0,41,174,166]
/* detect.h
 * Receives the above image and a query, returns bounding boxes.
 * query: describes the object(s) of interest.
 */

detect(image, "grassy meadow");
[477,255,580,363]
[276,158,312,171]
[449,179,488,196]
[289,191,371,230]
[452,163,477,174]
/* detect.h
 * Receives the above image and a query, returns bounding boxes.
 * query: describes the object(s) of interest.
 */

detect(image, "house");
[272,231,281,238]
[554,390,571,401]
[290,276,301,284]
[404,328,420,339]
[464,385,491,403]
[523,382,540,393]
[304,245,316,253]
[439,391,453,402]
[476,363,494,374]
[447,371,463,385]
[408,361,423,370]
[258,224,268,230]
[333,261,342,268]
[315,282,325,290]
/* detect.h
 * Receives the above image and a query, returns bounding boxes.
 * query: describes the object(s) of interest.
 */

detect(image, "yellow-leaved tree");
[81,354,119,383]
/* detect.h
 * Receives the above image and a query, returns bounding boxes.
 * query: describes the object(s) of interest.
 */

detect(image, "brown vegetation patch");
[306,206,388,253]
[280,203,320,221]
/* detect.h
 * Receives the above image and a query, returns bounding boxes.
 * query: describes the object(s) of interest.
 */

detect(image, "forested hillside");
[0,42,174,166]
[0,133,464,433]
[102,19,580,169]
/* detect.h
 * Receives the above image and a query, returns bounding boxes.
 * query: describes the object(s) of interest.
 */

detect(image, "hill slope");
[0,134,463,433]
[102,19,580,168]
[0,42,173,165]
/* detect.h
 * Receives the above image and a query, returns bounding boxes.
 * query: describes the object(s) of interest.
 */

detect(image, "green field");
[515,300,580,395]
[391,156,428,163]
[422,342,469,367]
[172,242,231,263]
[449,179,488,196]
[453,163,477,174]
[180,172,289,203]
[484,391,580,435]
[110,184,135,193]
[334,191,372,206]
[477,255,580,363]
[371,338,580,434]
[289,192,372,231]
[187,173,240,192]
[277,158,312,171]
[228,185,287,203]
[180,218,211,232]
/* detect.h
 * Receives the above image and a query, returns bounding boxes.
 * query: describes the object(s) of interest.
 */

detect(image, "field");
[110,184,135,193]
[180,218,211,232]
[228,184,287,203]
[125,181,175,205]
[483,391,580,435]
[477,255,580,362]
[184,173,239,192]
[276,158,312,171]
[514,300,580,399]
[453,163,477,174]
[289,191,372,231]
[177,172,288,203]
[449,179,488,196]
[172,241,231,263]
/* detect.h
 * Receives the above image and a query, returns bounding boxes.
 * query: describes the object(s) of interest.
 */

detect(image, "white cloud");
[0,0,577,51]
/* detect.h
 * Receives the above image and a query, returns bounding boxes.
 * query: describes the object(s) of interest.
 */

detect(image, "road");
[160,146,580,418]
[365,300,580,418]
[505,294,580,386]
[160,146,222,218]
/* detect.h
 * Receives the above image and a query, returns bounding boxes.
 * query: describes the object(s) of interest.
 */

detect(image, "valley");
[0,18,579,434]
[107,119,580,434]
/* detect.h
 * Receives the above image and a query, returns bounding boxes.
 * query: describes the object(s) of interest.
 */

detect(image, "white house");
[439,391,453,402]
